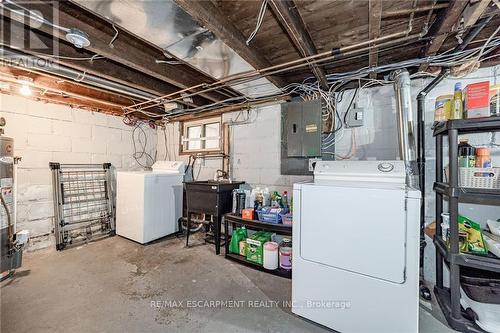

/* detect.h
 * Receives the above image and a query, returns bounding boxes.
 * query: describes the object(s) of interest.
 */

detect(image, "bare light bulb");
[19,84,32,96]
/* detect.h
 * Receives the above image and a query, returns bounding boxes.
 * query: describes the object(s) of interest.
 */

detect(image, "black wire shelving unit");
[433,118,500,333]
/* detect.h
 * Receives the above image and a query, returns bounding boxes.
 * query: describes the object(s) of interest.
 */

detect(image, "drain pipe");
[416,68,449,300]
[391,69,419,189]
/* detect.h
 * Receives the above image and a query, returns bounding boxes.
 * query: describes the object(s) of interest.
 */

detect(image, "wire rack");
[50,163,115,250]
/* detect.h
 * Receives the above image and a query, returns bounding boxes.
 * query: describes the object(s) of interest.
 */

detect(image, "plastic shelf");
[434,182,500,202]
[433,118,500,136]
[434,286,486,333]
[224,214,292,235]
[225,253,292,279]
[434,236,500,273]
[224,213,292,279]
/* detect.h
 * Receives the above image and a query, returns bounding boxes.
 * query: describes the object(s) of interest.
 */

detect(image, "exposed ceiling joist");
[268,0,329,89]
[462,0,492,28]
[172,0,287,89]
[419,0,469,71]
[4,0,235,104]
[368,0,383,79]
[0,17,211,108]
[0,67,130,115]
[382,3,449,18]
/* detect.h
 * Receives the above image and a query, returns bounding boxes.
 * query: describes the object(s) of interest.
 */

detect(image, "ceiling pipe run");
[0,47,159,102]
[126,30,422,112]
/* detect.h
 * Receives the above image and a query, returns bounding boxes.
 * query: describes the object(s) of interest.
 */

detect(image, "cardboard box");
[465,81,490,119]
[245,231,272,265]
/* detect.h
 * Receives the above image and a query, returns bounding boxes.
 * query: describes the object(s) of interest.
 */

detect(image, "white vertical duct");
[391,69,419,189]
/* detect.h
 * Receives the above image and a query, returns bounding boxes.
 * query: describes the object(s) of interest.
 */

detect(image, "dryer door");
[300,183,407,283]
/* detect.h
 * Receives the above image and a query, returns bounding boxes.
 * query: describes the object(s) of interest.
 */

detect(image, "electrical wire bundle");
[122,117,157,169]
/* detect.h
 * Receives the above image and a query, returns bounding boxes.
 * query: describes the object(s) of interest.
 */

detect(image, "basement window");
[180,117,222,154]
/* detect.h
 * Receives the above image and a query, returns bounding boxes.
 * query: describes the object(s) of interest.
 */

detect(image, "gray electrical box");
[283,99,321,157]
[281,99,322,175]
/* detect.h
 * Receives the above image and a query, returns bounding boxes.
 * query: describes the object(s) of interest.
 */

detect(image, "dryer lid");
[314,160,406,185]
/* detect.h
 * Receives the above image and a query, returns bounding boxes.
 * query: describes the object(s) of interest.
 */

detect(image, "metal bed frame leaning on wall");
[49,163,115,250]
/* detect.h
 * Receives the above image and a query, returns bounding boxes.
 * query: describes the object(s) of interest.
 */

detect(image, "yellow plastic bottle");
[452,82,463,120]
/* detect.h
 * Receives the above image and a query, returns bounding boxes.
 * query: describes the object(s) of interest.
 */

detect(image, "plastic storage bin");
[460,267,500,332]
[281,213,293,225]
[459,167,500,189]
[256,210,282,224]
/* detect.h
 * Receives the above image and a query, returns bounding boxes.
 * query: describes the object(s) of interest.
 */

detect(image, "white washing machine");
[116,161,185,244]
[292,160,421,333]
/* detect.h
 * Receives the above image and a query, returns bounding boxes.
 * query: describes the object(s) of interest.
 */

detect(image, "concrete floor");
[2,235,455,333]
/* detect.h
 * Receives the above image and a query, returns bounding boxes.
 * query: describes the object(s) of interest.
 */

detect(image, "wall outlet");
[308,158,322,172]
[346,107,364,128]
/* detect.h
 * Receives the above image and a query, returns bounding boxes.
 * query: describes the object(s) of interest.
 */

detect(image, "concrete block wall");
[157,104,312,194]
[1,94,156,250]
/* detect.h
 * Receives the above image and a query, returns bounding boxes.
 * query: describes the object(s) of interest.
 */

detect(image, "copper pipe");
[382,3,448,18]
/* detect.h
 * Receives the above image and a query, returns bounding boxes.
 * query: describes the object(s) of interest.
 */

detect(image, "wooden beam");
[368,0,383,79]
[382,3,449,18]
[4,1,233,104]
[0,66,132,107]
[173,0,286,89]
[268,0,329,89]
[419,0,469,71]
[462,0,492,28]
[0,17,212,107]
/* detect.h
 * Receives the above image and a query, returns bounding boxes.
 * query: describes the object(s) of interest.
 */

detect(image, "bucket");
[263,241,279,270]
[279,238,292,270]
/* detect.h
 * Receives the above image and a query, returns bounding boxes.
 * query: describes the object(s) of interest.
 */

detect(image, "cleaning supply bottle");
[452,82,463,119]
[271,191,282,207]
[282,191,289,211]
[263,187,270,207]
[458,139,475,168]
[475,147,491,168]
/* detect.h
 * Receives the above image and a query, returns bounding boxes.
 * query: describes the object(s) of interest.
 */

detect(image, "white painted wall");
[0,94,156,250]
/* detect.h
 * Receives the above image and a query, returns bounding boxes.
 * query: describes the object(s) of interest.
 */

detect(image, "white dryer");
[292,160,420,333]
[116,161,185,244]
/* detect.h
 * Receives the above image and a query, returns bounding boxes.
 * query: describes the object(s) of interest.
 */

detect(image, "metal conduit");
[0,47,159,101]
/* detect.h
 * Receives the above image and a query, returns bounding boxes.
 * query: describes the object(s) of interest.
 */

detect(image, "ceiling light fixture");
[65,28,91,48]
[17,76,33,96]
